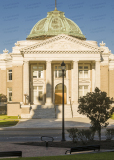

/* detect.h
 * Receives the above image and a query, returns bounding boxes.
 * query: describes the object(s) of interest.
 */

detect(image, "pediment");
[21,34,101,53]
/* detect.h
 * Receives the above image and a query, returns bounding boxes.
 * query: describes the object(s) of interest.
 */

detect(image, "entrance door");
[55,84,66,104]
[33,86,43,104]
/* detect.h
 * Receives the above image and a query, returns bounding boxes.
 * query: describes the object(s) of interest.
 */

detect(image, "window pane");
[9,96,12,101]
[38,66,43,70]
[38,91,43,101]
[33,71,37,78]
[38,70,43,78]
[79,70,83,78]
[9,73,12,80]
[79,66,83,69]
[84,70,88,78]
[84,86,88,96]
[58,70,62,77]
[9,70,12,72]
[8,89,12,101]
[55,70,57,78]
[58,66,61,69]
[55,66,57,69]
[84,66,88,69]
[33,66,37,69]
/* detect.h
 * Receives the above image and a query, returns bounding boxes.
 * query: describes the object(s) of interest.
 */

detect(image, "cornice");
[22,50,101,54]
[20,34,102,53]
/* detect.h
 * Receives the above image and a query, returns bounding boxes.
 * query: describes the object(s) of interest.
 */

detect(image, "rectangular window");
[58,70,62,77]
[33,71,37,78]
[84,86,88,96]
[79,86,88,97]
[32,65,43,78]
[8,70,12,81]
[55,66,66,78]
[78,66,89,78]
[8,88,12,102]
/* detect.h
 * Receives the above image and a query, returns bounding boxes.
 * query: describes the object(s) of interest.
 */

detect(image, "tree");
[78,87,114,141]
[0,94,7,102]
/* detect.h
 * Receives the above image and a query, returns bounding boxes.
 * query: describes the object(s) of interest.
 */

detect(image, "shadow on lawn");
[14,140,114,149]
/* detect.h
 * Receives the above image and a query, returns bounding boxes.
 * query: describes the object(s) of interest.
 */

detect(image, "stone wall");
[0,69,6,95]
[100,65,109,95]
[12,66,23,102]
[7,103,21,116]
[109,70,114,98]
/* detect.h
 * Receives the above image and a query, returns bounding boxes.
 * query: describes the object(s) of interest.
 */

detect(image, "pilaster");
[72,61,78,104]
[92,62,95,92]
[45,61,52,105]
[95,61,100,89]
[23,61,29,104]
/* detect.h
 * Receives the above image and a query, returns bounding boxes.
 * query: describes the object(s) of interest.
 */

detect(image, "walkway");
[9,117,114,129]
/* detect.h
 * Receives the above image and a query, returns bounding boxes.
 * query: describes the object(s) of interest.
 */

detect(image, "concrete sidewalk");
[4,117,114,129]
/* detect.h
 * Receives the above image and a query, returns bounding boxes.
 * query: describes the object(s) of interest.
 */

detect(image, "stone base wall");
[7,103,21,116]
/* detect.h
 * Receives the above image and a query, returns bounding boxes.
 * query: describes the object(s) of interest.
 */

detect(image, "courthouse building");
[0,7,114,118]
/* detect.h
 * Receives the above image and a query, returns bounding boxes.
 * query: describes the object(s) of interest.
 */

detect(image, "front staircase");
[55,105,73,118]
[21,104,73,119]
[21,104,55,119]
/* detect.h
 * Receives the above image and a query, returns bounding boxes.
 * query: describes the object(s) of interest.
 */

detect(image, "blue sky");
[0,0,114,54]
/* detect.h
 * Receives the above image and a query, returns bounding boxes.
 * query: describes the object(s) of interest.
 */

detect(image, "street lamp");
[61,61,66,141]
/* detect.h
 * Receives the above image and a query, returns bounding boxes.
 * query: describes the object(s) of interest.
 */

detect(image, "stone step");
[55,105,73,118]
[21,104,73,119]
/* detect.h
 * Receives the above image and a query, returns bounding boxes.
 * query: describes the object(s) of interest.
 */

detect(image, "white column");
[95,61,100,89]
[72,61,78,104]
[45,61,52,105]
[92,62,95,92]
[23,61,29,104]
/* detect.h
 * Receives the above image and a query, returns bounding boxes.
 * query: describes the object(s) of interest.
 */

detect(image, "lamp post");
[61,61,66,141]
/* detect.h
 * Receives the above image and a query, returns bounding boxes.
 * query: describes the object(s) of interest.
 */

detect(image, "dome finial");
[55,0,57,10]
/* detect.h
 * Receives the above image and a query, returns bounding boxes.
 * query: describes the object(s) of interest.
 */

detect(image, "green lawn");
[0,120,19,127]
[111,114,114,120]
[0,115,19,127]
[0,115,19,120]
[0,152,114,160]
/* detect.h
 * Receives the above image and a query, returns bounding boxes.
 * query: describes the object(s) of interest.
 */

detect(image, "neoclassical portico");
[22,33,102,108]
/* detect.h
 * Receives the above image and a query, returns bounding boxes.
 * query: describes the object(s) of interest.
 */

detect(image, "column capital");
[23,60,29,64]
[72,60,79,63]
[46,61,52,64]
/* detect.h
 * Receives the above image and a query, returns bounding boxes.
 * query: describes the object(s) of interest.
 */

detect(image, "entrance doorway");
[33,86,43,104]
[55,83,66,104]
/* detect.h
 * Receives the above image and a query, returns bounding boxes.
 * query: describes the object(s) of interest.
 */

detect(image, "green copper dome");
[27,9,86,40]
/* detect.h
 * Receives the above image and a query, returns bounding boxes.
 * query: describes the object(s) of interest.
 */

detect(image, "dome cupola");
[27,8,86,40]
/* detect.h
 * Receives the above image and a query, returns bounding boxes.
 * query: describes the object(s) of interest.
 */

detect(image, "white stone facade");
[0,34,114,119]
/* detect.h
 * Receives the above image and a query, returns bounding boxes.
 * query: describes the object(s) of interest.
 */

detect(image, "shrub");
[0,94,7,102]
[105,128,114,140]
[78,129,95,144]
[67,128,78,143]
[67,128,95,144]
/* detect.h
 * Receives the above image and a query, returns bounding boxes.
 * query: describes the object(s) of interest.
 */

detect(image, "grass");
[0,115,19,120]
[0,115,19,127]
[0,152,114,160]
[0,120,19,127]
[111,114,114,120]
